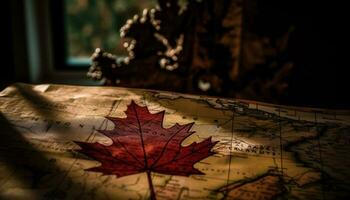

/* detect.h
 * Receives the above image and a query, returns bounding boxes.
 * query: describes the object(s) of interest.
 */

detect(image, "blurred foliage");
[65,0,157,58]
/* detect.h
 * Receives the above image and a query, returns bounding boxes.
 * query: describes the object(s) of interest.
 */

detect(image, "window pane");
[65,0,157,66]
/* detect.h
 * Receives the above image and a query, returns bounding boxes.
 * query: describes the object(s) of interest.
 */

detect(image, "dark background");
[0,0,348,108]
[0,0,29,88]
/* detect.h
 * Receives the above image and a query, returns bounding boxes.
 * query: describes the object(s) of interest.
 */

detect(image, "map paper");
[0,83,349,200]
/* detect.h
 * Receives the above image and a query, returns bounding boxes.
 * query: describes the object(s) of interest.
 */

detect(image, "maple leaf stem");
[146,170,156,200]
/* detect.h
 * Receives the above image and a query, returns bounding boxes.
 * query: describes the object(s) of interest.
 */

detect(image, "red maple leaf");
[75,101,217,200]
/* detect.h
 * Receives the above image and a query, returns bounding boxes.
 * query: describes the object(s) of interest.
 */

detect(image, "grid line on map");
[225,110,235,194]
[278,109,284,176]
[315,112,326,200]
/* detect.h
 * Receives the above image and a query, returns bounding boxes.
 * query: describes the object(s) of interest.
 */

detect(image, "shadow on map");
[14,83,58,119]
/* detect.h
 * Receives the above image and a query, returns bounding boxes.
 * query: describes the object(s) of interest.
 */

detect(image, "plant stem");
[146,170,156,200]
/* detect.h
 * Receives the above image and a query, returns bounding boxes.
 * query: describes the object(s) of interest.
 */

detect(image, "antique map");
[0,83,349,200]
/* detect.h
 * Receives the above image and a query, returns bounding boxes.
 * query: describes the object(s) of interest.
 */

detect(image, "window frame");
[49,0,91,70]
[21,0,98,85]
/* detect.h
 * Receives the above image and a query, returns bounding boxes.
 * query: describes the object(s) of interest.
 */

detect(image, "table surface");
[0,83,349,200]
